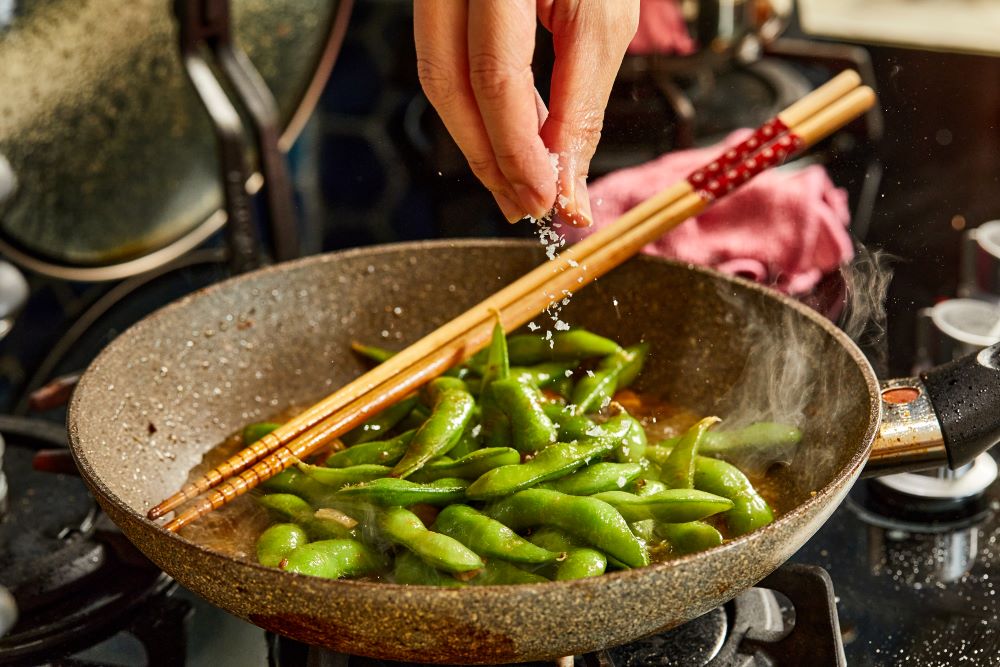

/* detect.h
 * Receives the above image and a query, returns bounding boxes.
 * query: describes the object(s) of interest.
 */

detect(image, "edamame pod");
[470,559,549,585]
[334,477,469,506]
[391,388,476,479]
[379,507,484,573]
[409,447,521,483]
[256,523,308,567]
[485,488,649,568]
[392,550,465,587]
[556,548,607,580]
[433,504,560,564]
[661,417,721,489]
[540,462,643,495]
[423,376,470,406]
[260,468,330,506]
[256,493,355,540]
[591,489,733,523]
[297,463,392,489]
[466,438,615,500]
[657,521,724,555]
[324,429,416,468]
[570,345,643,415]
[508,362,577,388]
[506,330,621,365]
[279,539,382,579]
[694,456,774,535]
[344,395,419,445]
[350,341,395,363]
[659,421,803,454]
[490,378,559,453]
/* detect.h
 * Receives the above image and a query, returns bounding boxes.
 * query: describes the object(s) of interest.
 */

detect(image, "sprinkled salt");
[527,321,540,331]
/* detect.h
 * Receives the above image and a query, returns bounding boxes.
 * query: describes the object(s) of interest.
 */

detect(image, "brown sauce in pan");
[177,396,789,565]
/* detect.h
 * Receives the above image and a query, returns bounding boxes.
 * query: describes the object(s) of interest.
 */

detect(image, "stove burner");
[267,564,844,667]
[0,416,182,665]
[863,454,998,525]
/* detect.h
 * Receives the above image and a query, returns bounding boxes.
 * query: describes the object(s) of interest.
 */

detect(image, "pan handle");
[921,342,1000,468]
[865,342,1000,476]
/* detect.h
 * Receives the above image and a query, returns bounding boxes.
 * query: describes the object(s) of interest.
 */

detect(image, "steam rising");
[838,248,895,376]
[711,247,894,479]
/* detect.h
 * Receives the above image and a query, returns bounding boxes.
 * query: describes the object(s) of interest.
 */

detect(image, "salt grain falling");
[528,212,575,344]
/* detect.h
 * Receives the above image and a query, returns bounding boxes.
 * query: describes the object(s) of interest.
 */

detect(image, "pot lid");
[0,0,349,280]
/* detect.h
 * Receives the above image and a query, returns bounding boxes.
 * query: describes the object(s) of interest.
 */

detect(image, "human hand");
[414,1,640,226]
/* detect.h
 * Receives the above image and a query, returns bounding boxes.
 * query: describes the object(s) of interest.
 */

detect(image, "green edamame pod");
[256,523,308,567]
[423,376,470,406]
[570,346,641,415]
[591,489,733,523]
[279,539,382,579]
[630,478,668,496]
[615,342,649,388]
[556,548,607,580]
[350,341,395,364]
[260,468,330,506]
[466,438,615,500]
[506,330,621,365]
[542,403,595,441]
[243,422,280,446]
[540,462,643,495]
[601,413,647,463]
[547,373,575,400]
[660,417,721,489]
[393,550,466,587]
[694,456,774,536]
[379,507,484,573]
[479,319,510,392]
[509,362,577,388]
[643,444,672,466]
[444,423,480,459]
[296,463,392,489]
[657,521,724,555]
[396,404,432,432]
[324,429,416,468]
[334,477,469,506]
[490,378,558,453]
[432,504,560,564]
[256,493,355,540]
[485,488,649,568]
[391,388,476,479]
[659,421,803,454]
[343,395,419,445]
[470,559,549,585]
[409,447,520,483]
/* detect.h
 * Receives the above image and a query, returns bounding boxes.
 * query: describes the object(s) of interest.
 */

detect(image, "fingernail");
[512,182,552,220]
[555,176,592,227]
[495,192,526,224]
[572,176,593,227]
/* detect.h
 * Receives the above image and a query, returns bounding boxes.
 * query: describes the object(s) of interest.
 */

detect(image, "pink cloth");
[628,0,695,56]
[570,131,854,295]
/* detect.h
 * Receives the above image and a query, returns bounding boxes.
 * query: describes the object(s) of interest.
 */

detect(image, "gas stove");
[2,418,999,665]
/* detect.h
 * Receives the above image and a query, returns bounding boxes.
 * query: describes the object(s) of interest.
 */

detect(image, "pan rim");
[67,238,882,594]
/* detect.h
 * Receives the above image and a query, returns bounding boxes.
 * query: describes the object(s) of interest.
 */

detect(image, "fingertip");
[553,174,593,228]
[495,192,526,224]
[512,182,555,221]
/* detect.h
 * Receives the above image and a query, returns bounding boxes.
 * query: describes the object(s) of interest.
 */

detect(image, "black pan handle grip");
[921,342,1000,468]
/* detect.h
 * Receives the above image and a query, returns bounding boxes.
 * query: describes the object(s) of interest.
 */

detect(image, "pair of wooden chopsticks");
[151,70,874,532]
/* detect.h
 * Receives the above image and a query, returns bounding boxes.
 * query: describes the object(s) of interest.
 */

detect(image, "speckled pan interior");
[68,240,880,664]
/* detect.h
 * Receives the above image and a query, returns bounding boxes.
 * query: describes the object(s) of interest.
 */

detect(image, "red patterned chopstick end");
[687,130,803,202]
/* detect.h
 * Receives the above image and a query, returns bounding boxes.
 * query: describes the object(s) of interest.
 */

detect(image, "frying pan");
[66,240,1000,663]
